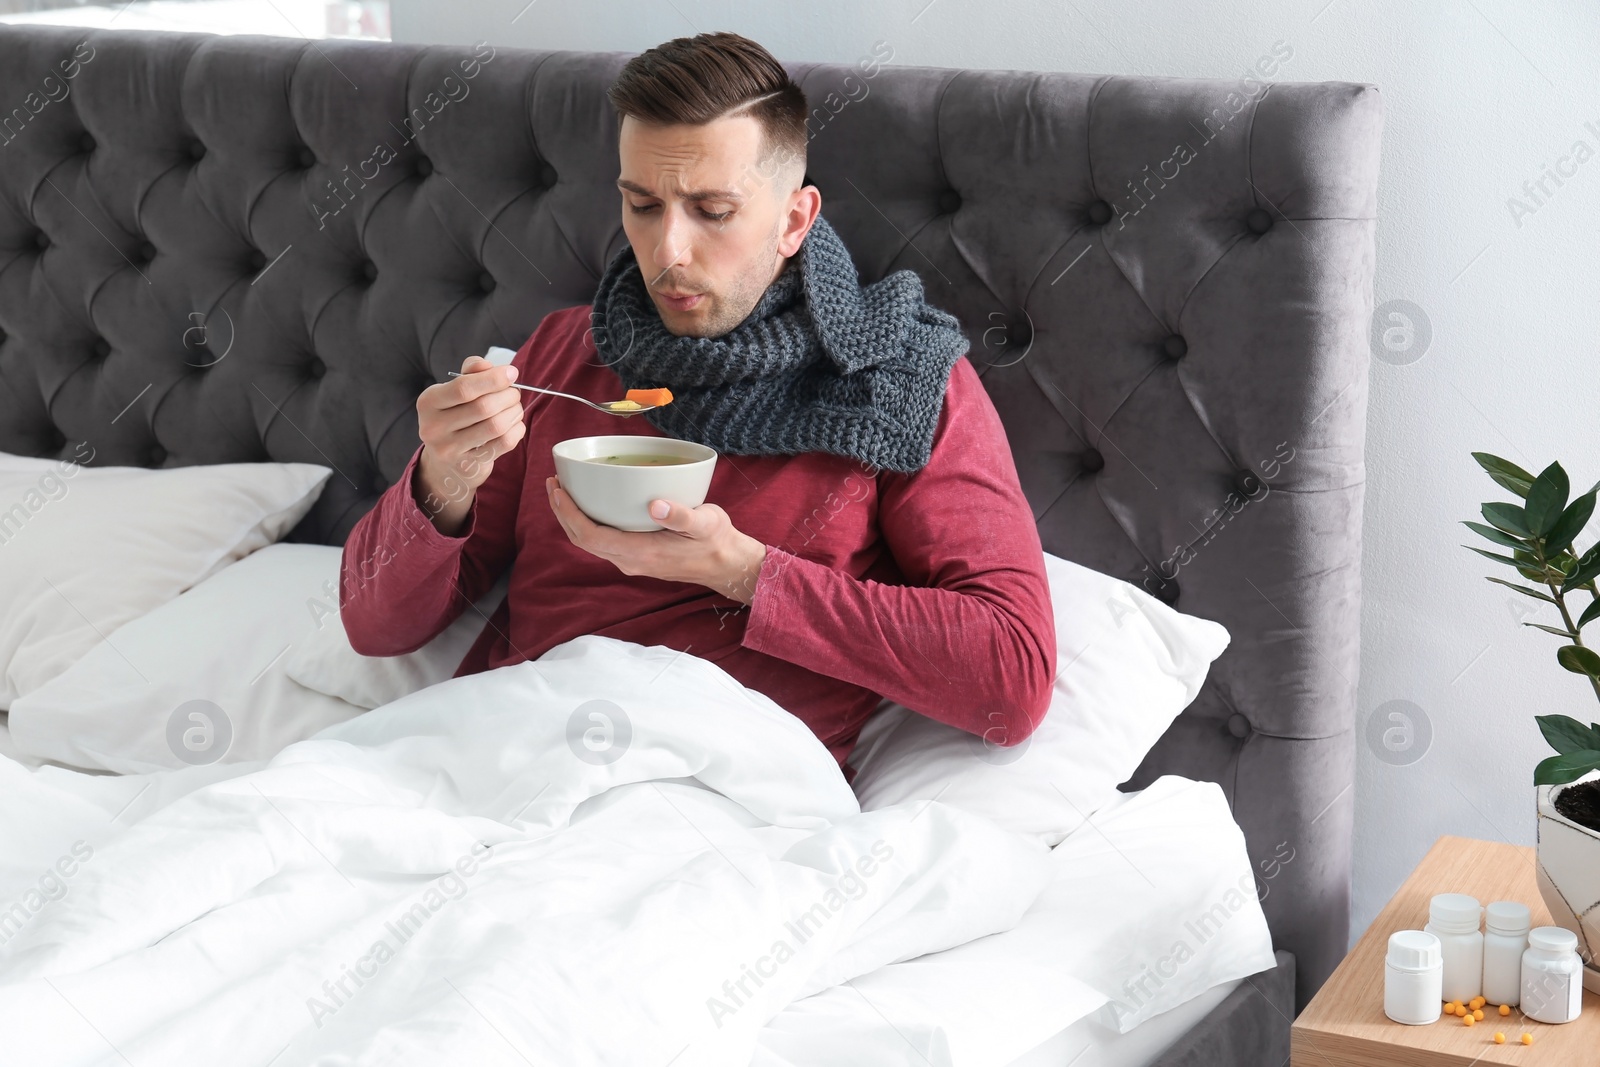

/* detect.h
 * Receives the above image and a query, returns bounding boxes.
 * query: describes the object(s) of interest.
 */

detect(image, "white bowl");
[551,435,717,532]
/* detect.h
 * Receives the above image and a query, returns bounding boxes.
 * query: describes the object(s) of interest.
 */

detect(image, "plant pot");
[1535,772,1600,994]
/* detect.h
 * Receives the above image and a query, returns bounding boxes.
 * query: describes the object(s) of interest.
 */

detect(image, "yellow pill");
[1494,1031,1506,1043]
[1473,1008,1485,1020]
[1471,997,1485,1009]
[1463,1014,1476,1027]
[1521,1032,1534,1044]
[1498,1003,1511,1016]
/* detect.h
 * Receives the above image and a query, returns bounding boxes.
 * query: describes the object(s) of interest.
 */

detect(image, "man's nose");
[651,204,692,276]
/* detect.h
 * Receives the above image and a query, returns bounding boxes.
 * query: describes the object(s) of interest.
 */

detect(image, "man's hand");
[414,355,527,535]
[546,476,768,605]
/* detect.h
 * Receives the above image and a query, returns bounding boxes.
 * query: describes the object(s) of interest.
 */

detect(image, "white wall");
[391,0,1600,948]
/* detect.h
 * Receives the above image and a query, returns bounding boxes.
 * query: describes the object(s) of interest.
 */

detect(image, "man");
[339,31,1055,770]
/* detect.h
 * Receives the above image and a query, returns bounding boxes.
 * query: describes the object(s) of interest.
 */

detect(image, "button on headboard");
[0,28,1381,1010]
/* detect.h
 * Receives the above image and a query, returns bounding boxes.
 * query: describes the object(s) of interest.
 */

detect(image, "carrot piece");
[625,387,674,408]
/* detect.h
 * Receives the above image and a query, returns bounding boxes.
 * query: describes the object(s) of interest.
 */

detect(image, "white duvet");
[0,636,1053,1067]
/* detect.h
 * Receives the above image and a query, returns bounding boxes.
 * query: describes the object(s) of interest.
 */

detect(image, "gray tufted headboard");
[0,27,1381,1013]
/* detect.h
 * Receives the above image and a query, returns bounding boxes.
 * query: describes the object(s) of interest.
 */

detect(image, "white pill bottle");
[1424,892,1483,1004]
[1481,900,1530,1007]
[1384,930,1444,1025]
[1521,926,1584,1024]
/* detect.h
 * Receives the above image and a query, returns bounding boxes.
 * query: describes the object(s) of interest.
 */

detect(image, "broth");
[589,453,696,466]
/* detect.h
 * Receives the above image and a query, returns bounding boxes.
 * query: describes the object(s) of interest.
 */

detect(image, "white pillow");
[284,568,510,710]
[0,449,331,707]
[7,543,363,773]
[848,552,1230,845]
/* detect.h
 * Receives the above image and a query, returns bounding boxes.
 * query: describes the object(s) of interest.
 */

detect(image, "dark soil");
[1554,780,1600,833]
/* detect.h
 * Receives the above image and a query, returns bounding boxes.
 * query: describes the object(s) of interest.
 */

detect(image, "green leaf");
[1488,471,1535,497]
[1510,547,1564,582]
[1511,549,1557,581]
[1534,750,1600,786]
[1579,598,1600,631]
[1561,544,1600,594]
[1537,714,1600,754]
[1483,502,1532,537]
[1474,452,1536,496]
[1545,490,1597,556]
[1525,622,1579,638]
[1465,545,1532,570]
[1556,644,1600,676]
[1525,462,1571,537]
[1462,521,1527,550]
[1486,576,1558,603]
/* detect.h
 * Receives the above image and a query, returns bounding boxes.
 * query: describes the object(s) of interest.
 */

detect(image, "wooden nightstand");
[1292,835,1599,1066]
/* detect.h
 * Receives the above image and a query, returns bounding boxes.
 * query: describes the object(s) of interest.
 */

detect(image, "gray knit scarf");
[588,214,970,474]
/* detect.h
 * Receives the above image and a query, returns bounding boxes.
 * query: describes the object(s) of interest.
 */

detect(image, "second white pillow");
[283,568,510,710]
[848,552,1231,846]
[7,543,360,773]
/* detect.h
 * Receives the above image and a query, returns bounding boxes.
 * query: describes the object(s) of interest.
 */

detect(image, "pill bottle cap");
[1485,900,1531,936]
[1528,926,1579,954]
[1428,893,1482,934]
[1386,929,1442,971]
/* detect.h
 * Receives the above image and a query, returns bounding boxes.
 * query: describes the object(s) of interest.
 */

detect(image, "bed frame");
[0,26,1381,1063]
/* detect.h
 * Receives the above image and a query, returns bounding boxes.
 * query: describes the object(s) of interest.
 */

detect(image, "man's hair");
[608,32,808,188]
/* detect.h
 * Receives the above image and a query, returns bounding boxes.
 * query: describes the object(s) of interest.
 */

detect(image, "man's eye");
[627,202,733,222]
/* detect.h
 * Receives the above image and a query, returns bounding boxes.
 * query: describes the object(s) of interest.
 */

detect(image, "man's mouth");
[656,290,704,312]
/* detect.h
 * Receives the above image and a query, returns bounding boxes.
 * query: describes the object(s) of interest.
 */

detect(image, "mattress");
[1006,975,1245,1067]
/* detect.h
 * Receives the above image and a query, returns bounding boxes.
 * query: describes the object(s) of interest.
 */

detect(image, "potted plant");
[1463,452,1600,992]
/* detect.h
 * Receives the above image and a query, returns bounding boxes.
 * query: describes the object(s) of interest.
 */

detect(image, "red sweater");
[339,304,1056,767]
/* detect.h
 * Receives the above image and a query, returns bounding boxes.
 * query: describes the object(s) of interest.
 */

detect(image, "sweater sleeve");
[338,340,534,657]
[739,357,1057,746]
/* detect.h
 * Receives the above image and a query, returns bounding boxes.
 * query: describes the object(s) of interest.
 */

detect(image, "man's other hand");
[546,476,768,605]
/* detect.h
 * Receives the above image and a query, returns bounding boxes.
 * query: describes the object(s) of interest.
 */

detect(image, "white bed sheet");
[748,775,1276,1066]
[0,715,41,769]
[0,640,1275,1066]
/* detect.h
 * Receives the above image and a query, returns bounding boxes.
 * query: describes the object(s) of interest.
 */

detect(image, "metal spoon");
[445,372,662,417]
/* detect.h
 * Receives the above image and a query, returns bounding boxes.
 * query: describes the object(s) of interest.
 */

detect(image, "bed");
[0,26,1382,1065]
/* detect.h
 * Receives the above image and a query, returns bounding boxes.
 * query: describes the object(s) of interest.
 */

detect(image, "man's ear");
[780,184,821,257]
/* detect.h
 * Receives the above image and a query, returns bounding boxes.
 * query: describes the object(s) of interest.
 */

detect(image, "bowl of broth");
[551,435,718,531]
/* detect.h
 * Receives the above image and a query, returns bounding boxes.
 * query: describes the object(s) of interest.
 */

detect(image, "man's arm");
[738,356,1057,746]
[339,341,535,656]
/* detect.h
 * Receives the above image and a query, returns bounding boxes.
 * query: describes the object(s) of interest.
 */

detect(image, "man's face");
[617,113,817,339]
